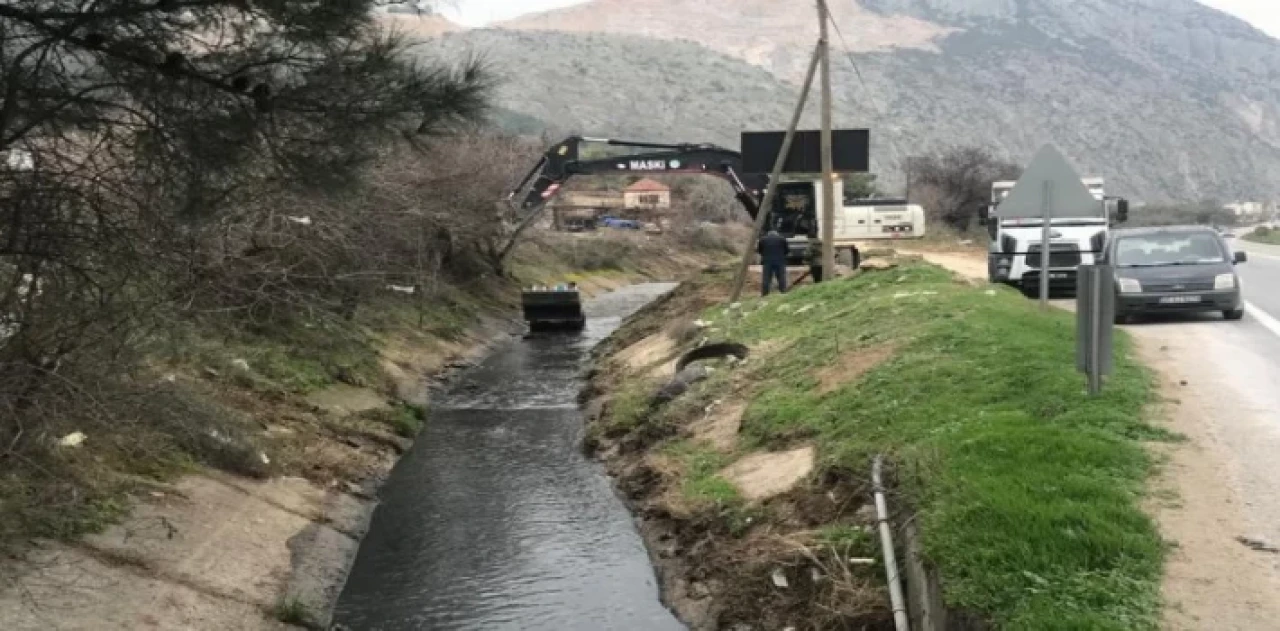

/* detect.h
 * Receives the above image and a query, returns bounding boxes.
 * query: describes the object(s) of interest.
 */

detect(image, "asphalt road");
[1213,237,1280,540]
[1122,235,1280,527]
[1121,236,1280,629]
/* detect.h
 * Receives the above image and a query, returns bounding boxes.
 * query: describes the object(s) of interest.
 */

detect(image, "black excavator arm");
[507,136,768,219]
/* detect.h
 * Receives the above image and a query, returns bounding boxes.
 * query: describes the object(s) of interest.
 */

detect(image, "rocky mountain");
[416,29,861,146]
[379,11,460,38]
[412,0,1280,201]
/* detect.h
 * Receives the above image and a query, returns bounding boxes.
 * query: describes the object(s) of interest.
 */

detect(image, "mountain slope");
[499,0,956,74]
[484,0,1280,201]
[417,29,864,149]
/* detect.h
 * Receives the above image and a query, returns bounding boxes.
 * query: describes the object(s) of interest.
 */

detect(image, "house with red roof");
[623,178,671,211]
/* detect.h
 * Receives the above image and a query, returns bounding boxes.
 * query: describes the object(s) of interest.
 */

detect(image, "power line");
[826,9,884,118]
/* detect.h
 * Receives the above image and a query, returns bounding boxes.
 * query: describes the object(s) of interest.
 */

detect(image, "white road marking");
[1245,301,1280,340]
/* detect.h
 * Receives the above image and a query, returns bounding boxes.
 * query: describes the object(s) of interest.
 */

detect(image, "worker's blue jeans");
[762,262,787,295]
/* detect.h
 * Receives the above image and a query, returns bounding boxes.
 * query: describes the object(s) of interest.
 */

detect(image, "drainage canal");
[334,283,684,630]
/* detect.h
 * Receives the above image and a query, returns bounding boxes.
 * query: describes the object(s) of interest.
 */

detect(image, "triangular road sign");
[997,144,1101,219]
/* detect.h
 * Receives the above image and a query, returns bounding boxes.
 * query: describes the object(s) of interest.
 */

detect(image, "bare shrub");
[905,146,1021,232]
[178,133,537,326]
[562,235,640,271]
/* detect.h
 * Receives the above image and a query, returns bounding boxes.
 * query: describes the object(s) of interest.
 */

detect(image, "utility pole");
[817,0,837,275]
[1039,181,1053,309]
[728,44,822,303]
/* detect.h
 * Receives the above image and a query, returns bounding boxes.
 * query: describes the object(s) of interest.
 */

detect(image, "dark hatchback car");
[1104,226,1247,323]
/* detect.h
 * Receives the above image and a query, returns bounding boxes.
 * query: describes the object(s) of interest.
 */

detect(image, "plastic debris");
[57,431,86,448]
[771,568,789,588]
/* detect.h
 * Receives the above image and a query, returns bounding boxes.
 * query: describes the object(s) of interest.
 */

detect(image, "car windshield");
[1113,232,1226,267]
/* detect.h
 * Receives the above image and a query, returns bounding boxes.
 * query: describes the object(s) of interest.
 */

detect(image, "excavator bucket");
[521,289,586,332]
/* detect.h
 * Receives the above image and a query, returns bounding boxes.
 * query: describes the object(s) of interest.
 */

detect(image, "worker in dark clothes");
[758,229,790,296]
[806,238,823,284]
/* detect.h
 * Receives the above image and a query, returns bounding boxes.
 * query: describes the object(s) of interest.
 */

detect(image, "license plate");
[1050,273,1069,279]
[1160,295,1202,304]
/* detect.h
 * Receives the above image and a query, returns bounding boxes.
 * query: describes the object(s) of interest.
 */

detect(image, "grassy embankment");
[1243,226,1280,245]
[0,227,738,547]
[591,257,1169,630]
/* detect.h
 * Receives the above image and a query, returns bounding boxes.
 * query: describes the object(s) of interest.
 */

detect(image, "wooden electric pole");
[817,0,837,275]
[727,44,823,303]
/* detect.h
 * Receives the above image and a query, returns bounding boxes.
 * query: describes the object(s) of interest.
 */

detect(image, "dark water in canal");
[333,283,685,631]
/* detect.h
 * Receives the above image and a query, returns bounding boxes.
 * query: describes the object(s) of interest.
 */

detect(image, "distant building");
[1225,201,1266,218]
[623,179,671,211]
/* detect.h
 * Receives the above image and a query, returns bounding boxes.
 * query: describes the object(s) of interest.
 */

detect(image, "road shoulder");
[1132,334,1280,629]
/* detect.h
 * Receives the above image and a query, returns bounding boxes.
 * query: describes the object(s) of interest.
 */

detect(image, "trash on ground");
[57,431,87,448]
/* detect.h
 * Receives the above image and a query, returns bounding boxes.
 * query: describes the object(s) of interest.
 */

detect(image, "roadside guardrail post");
[1076,265,1115,395]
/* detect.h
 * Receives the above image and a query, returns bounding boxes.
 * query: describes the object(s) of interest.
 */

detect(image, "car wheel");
[1224,308,1245,321]
[1114,313,1134,325]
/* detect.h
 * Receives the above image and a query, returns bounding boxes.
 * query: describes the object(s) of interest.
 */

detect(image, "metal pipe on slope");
[873,455,911,631]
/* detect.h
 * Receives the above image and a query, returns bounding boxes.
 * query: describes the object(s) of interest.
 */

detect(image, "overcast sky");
[1199,0,1280,37]
[441,0,587,25]
[443,0,1280,38]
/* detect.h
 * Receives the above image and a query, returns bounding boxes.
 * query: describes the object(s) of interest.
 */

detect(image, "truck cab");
[767,176,927,264]
[984,177,1128,293]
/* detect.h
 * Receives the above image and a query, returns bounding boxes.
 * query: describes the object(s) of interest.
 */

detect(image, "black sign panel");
[740,129,870,174]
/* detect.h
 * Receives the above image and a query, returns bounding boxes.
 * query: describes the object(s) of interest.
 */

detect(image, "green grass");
[602,378,659,435]
[661,440,760,535]
[363,403,429,438]
[664,440,739,505]
[1243,226,1280,245]
[695,262,1167,629]
[816,523,877,556]
[165,315,385,395]
[273,596,310,626]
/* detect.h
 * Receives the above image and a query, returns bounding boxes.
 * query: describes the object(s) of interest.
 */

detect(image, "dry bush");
[179,132,538,325]
[0,366,266,542]
[905,146,1021,232]
[678,223,742,255]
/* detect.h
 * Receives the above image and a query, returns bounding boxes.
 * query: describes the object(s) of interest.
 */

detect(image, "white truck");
[770,176,927,266]
[981,177,1129,292]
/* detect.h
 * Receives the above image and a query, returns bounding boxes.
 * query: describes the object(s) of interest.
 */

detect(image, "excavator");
[507,135,916,254]
[509,136,783,332]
